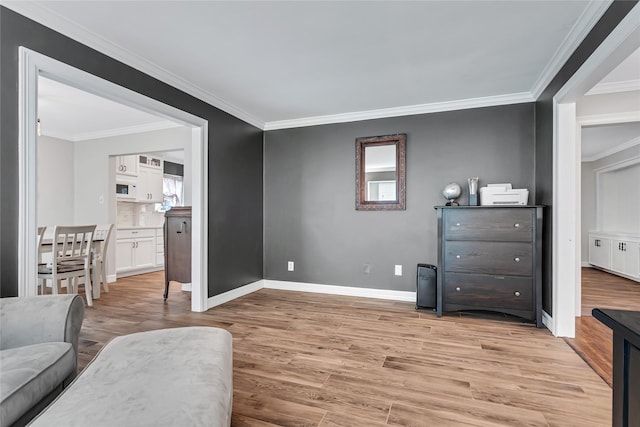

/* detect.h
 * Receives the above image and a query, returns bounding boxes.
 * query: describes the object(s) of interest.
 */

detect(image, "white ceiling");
[581,122,640,162]
[4,0,617,131]
[9,0,639,157]
[38,76,178,141]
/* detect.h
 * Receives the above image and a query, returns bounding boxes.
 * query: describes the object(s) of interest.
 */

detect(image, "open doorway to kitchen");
[19,47,209,312]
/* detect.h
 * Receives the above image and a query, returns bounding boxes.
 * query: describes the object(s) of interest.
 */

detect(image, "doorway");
[552,5,639,337]
[18,47,209,312]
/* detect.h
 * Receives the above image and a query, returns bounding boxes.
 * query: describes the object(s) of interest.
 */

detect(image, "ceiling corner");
[530,0,613,99]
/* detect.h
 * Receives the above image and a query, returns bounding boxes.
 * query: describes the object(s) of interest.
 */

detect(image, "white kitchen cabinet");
[137,166,163,203]
[611,240,640,278]
[589,232,640,281]
[155,227,164,267]
[588,235,611,269]
[115,155,138,177]
[116,229,157,274]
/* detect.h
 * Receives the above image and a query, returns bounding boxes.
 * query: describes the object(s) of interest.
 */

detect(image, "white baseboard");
[581,262,592,267]
[542,311,553,332]
[107,274,117,283]
[181,283,192,292]
[207,280,265,309]
[205,279,416,310]
[263,279,416,302]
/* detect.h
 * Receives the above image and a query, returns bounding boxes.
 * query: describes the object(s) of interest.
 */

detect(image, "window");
[161,174,184,211]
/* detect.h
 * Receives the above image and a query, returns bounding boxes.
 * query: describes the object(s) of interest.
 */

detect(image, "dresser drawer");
[443,273,533,311]
[444,208,533,242]
[444,241,532,276]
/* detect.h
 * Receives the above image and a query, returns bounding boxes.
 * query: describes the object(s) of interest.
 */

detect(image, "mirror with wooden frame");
[355,133,406,210]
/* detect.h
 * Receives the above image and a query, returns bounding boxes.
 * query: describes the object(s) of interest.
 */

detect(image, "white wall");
[73,126,192,279]
[581,160,597,263]
[581,144,640,262]
[599,162,640,232]
[577,90,640,116]
[37,135,75,228]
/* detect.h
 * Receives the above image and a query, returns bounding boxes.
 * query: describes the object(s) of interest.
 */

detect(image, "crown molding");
[3,1,265,130]
[577,111,640,127]
[530,0,612,99]
[582,135,640,162]
[264,92,535,131]
[586,79,640,96]
[3,1,608,133]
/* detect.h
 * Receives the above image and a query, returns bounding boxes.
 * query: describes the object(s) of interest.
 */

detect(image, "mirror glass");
[364,145,397,201]
[356,134,406,210]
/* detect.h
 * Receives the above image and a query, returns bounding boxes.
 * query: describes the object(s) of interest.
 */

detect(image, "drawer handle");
[514,291,521,297]
[514,223,520,228]
[514,257,520,262]
[456,287,461,292]
[456,223,461,226]
[456,255,461,259]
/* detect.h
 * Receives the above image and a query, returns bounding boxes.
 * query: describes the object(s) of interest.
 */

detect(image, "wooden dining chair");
[36,226,47,295]
[37,225,97,306]
[92,224,114,293]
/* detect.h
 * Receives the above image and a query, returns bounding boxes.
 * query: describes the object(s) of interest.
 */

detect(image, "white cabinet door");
[626,242,640,278]
[148,168,163,202]
[612,240,640,278]
[134,238,156,269]
[116,236,156,272]
[589,236,611,269]
[115,155,138,176]
[116,239,135,272]
[137,167,163,202]
[611,240,626,272]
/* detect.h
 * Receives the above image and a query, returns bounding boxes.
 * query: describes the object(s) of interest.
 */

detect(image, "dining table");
[39,235,105,300]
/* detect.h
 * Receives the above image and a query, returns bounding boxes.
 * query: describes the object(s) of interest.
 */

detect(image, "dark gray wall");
[534,0,637,315]
[265,104,535,291]
[0,7,263,298]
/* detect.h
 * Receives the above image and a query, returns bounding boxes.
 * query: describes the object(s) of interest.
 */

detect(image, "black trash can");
[416,264,437,310]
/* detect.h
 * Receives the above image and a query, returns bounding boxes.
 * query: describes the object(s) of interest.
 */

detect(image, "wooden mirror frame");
[355,133,406,211]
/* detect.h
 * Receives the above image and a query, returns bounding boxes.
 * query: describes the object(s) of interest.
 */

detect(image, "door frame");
[18,47,209,312]
[551,4,640,337]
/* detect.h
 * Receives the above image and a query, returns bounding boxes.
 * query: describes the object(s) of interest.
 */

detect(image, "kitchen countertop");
[117,225,164,230]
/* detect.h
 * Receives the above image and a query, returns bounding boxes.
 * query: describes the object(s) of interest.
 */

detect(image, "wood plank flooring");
[564,267,640,387]
[75,272,611,426]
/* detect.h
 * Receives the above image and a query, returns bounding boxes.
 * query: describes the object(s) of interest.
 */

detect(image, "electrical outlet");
[394,265,402,276]
[363,263,371,275]
[287,261,294,272]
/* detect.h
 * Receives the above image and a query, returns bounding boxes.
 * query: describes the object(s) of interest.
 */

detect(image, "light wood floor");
[564,267,640,387]
[76,272,611,427]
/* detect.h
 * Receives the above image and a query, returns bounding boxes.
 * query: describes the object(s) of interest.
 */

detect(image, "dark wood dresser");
[436,206,543,326]
[593,309,640,427]
[164,206,192,300]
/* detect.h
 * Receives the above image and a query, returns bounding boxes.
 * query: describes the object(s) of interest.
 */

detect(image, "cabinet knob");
[456,223,461,227]
[514,257,520,262]
[514,223,520,228]
[456,255,461,259]
[514,291,521,297]
[456,287,461,292]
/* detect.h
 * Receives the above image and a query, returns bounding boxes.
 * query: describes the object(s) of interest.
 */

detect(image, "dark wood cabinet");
[164,207,191,300]
[436,206,543,326]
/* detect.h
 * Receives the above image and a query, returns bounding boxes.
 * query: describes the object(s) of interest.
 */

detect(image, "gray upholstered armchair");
[0,294,84,427]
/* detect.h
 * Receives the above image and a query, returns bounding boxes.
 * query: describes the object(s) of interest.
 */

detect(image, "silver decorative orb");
[442,182,461,202]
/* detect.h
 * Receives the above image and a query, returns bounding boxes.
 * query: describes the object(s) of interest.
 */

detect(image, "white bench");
[30,327,233,427]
